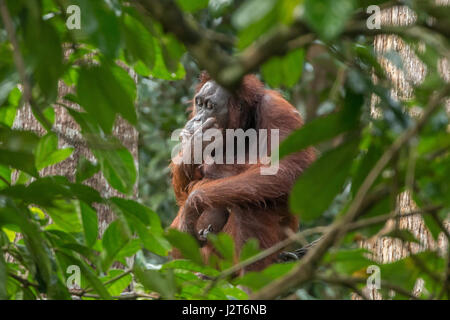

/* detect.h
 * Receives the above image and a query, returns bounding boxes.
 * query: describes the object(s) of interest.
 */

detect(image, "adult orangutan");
[170,72,315,271]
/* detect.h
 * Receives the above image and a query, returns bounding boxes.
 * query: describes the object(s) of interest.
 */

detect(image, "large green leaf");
[162,260,220,277]
[45,199,83,233]
[93,143,137,195]
[35,133,73,170]
[102,220,131,270]
[176,0,209,12]
[0,202,70,299]
[68,110,137,195]
[0,87,21,127]
[0,248,6,299]
[137,40,186,80]
[23,19,63,101]
[235,262,296,291]
[77,63,137,133]
[102,269,133,296]
[165,229,203,265]
[0,150,38,177]
[134,266,176,299]
[0,125,39,176]
[110,197,162,232]
[122,14,155,70]
[323,248,373,275]
[304,0,355,40]
[59,252,112,300]
[262,49,305,88]
[232,0,277,30]
[207,233,235,266]
[78,201,98,247]
[289,137,360,220]
[71,0,120,59]
[279,91,363,159]
[0,176,102,206]
[75,156,100,183]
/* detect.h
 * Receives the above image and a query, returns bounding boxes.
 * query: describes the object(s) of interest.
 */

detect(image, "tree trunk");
[358,3,449,299]
[12,55,138,237]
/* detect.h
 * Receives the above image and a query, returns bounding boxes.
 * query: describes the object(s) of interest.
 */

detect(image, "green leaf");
[0,150,38,177]
[35,133,73,170]
[72,0,120,59]
[235,262,296,290]
[66,110,137,195]
[115,239,141,264]
[122,14,155,70]
[77,63,136,133]
[142,41,186,80]
[110,197,151,226]
[207,233,235,262]
[59,252,112,300]
[0,176,102,206]
[102,269,133,296]
[0,202,70,299]
[262,49,305,88]
[165,229,202,265]
[24,19,63,101]
[76,156,100,183]
[351,142,383,196]
[323,248,373,275]
[0,248,6,299]
[385,229,420,244]
[0,125,40,152]
[134,266,176,299]
[423,214,442,241]
[176,0,209,12]
[356,196,390,237]
[289,137,359,220]
[377,252,434,295]
[93,143,136,195]
[0,125,40,175]
[162,259,220,277]
[236,8,277,49]
[209,0,233,17]
[0,87,21,127]
[78,202,98,247]
[45,199,83,233]
[102,220,131,270]
[279,91,363,159]
[232,0,277,30]
[0,165,11,189]
[239,238,261,262]
[160,34,185,73]
[304,0,355,40]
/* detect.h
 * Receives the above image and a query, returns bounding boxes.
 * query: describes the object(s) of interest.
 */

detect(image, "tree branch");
[133,0,313,90]
[314,274,420,300]
[250,85,450,299]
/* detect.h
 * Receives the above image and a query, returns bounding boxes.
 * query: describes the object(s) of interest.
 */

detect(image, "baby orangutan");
[193,163,248,244]
[196,207,230,242]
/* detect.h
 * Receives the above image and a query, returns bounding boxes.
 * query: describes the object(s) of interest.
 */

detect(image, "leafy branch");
[250,85,450,299]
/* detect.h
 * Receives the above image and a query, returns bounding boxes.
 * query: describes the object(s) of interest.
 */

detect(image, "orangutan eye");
[196,97,203,108]
[206,100,213,110]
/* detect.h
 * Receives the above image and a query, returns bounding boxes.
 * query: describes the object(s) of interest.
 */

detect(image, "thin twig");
[69,289,158,300]
[314,274,420,300]
[0,175,11,186]
[84,269,132,293]
[8,272,39,288]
